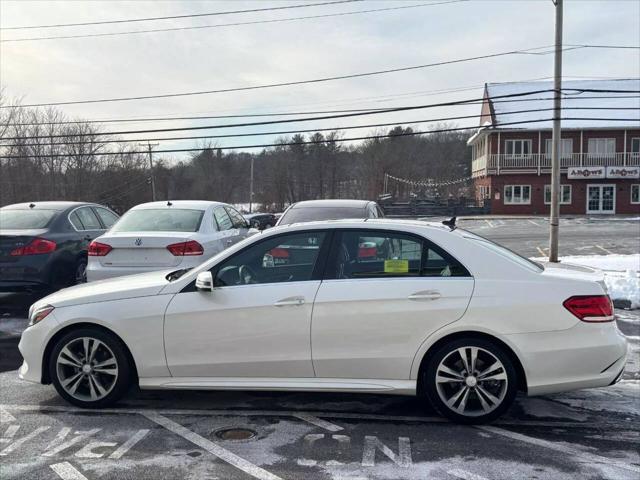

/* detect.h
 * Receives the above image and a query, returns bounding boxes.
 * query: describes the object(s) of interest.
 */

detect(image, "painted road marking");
[108,429,150,459]
[0,426,50,456]
[527,219,541,227]
[484,219,494,228]
[448,469,491,480]
[0,404,629,430]
[362,435,412,467]
[596,244,615,254]
[479,426,640,474]
[294,413,344,432]
[50,462,89,480]
[536,246,547,257]
[0,407,16,423]
[43,429,101,457]
[46,427,71,451]
[143,412,283,480]
[75,441,118,458]
[0,425,20,444]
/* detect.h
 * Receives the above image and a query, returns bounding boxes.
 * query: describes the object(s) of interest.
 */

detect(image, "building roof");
[484,78,640,130]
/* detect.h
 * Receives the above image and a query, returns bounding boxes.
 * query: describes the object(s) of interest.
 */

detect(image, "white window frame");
[504,185,531,205]
[505,139,532,156]
[545,138,573,158]
[631,184,640,204]
[586,184,616,214]
[587,138,616,157]
[544,184,572,204]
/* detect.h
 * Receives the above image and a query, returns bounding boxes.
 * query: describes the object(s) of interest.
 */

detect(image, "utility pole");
[549,0,563,262]
[139,141,159,202]
[249,156,255,213]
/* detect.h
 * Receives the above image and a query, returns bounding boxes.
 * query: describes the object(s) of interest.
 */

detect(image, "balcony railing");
[472,152,640,176]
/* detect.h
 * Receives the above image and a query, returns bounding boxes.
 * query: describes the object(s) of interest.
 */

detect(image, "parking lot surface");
[1,217,638,480]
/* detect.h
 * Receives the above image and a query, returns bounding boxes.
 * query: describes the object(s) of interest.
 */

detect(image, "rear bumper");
[506,320,628,396]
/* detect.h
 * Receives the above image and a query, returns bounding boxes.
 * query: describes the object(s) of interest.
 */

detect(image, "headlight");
[28,305,55,327]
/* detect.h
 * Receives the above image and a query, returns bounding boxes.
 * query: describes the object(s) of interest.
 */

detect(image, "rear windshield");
[0,209,58,229]
[111,209,204,233]
[279,206,365,225]
[461,230,543,273]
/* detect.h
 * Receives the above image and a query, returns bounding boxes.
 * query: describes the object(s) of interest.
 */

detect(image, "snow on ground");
[532,254,640,309]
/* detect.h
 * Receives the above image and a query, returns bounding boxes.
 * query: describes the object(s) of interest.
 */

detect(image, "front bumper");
[507,320,628,396]
[18,312,59,384]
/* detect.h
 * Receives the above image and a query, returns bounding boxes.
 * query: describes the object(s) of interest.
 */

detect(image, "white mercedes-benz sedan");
[19,219,627,423]
[86,200,256,281]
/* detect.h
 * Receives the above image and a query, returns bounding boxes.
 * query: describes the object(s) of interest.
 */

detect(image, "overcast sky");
[1,0,639,159]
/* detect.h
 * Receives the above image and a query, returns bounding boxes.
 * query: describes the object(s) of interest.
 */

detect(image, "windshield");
[0,209,58,229]
[461,229,544,273]
[279,206,365,225]
[111,209,204,233]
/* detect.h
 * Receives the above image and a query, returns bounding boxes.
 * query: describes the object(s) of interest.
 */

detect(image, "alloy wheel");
[435,346,508,417]
[56,337,118,402]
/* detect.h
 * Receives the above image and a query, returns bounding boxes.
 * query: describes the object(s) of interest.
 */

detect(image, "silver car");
[87,200,256,281]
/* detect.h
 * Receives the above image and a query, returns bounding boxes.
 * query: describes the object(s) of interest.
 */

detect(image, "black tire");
[74,259,87,285]
[49,327,132,408]
[423,337,518,424]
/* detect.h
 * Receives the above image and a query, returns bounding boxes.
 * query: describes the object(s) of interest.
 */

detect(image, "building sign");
[567,166,605,179]
[606,166,640,179]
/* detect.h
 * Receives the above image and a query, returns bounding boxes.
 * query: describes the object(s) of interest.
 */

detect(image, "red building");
[468,79,640,215]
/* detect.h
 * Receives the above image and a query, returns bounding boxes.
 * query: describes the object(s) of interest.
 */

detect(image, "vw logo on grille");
[134,238,143,246]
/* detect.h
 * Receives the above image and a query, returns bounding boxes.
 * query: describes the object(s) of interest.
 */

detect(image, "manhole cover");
[214,428,257,441]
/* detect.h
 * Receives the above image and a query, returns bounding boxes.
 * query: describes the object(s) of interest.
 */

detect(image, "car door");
[225,206,250,242]
[70,206,105,249]
[212,205,237,250]
[93,206,119,231]
[311,229,474,380]
[163,229,330,378]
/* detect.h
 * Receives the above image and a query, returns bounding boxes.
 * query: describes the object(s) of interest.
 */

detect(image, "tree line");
[0,92,472,214]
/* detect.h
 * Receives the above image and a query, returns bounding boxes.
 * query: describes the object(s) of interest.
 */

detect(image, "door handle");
[274,296,305,307]
[408,290,441,301]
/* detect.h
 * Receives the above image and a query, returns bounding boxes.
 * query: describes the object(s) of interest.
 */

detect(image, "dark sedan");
[276,199,384,226]
[244,212,278,230]
[0,202,119,309]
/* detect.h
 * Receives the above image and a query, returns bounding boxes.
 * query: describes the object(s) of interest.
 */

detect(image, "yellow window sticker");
[384,259,409,273]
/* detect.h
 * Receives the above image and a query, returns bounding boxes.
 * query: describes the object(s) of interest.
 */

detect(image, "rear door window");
[94,207,119,229]
[75,207,102,230]
[213,206,233,231]
[225,206,248,229]
[327,230,469,279]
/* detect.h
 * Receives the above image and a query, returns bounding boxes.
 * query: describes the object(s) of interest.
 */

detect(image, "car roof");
[1,201,98,211]
[269,218,453,233]
[290,199,372,209]
[130,200,227,210]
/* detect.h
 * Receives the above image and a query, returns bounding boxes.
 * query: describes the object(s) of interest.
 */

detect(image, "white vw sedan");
[19,219,627,423]
[86,200,255,281]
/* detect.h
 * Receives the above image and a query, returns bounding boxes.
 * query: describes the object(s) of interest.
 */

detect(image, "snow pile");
[532,254,640,309]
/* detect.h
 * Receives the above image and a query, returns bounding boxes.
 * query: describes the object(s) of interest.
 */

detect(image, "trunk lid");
[96,232,190,268]
[0,229,48,262]
[539,261,608,292]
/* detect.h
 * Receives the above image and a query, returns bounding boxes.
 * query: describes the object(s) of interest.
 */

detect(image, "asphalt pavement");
[0,217,638,480]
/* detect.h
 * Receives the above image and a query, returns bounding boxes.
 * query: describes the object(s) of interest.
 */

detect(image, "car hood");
[33,269,172,309]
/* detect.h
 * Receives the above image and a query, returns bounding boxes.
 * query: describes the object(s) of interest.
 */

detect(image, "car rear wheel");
[74,260,87,284]
[423,338,517,424]
[49,328,132,408]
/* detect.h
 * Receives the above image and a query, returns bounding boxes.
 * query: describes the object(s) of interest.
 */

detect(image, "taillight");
[563,295,614,322]
[167,240,203,256]
[10,238,57,256]
[88,241,112,257]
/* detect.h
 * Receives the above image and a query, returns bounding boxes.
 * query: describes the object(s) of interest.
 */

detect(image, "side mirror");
[195,271,214,292]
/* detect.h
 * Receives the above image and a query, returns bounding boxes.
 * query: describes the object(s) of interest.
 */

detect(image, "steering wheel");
[238,264,258,285]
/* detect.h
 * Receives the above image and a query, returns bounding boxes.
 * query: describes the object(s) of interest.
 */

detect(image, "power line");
[0,88,557,139]
[1,1,467,42]
[0,0,363,30]
[4,89,639,141]
[9,76,637,126]
[4,106,637,148]
[1,117,636,159]
[1,45,589,109]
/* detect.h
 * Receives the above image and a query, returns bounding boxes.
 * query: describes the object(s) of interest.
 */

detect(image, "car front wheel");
[424,338,517,424]
[49,328,132,408]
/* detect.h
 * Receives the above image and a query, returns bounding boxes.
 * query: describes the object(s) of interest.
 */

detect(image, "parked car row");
[1,199,384,306]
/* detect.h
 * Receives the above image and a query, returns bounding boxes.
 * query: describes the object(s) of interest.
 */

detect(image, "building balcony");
[472,152,640,177]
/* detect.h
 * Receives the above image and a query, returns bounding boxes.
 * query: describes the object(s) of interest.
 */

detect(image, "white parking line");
[527,219,541,227]
[596,244,615,254]
[448,468,490,480]
[484,219,495,228]
[294,413,343,432]
[536,246,547,257]
[143,412,283,480]
[108,429,150,459]
[50,462,89,480]
[479,426,640,474]
[0,407,16,423]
